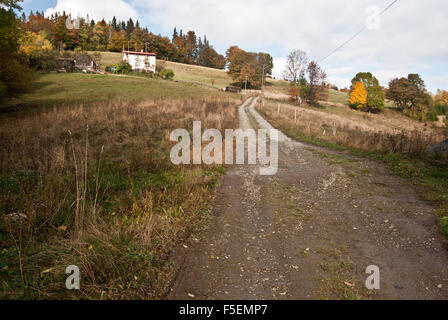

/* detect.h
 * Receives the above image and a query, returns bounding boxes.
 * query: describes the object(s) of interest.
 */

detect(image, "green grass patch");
[2,73,227,112]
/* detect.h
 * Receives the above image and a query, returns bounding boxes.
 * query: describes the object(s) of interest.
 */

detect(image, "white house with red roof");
[123,51,156,73]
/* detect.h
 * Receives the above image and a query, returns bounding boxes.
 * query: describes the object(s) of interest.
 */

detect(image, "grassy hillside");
[327,88,397,109]
[328,89,349,105]
[0,71,241,299]
[91,51,291,92]
[2,73,230,112]
[91,51,233,89]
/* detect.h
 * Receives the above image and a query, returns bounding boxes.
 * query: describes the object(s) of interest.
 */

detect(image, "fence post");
[332,121,337,136]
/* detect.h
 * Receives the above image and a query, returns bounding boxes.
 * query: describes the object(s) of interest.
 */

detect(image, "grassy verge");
[256,102,448,239]
[0,93,240,299]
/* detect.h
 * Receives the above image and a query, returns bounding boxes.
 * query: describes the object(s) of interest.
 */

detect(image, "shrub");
[288,84,300,102]
[434,103,448,116]
[0,55,34,96]
[427,109,439,122]
[426,103,448,122]
[159,69,175,80]
[112,61,132,74]
[28,49,59,72]
[438,216,448,237]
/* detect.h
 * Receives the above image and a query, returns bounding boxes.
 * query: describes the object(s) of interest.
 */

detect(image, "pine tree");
[111,16,118,31]
[172,27,178,42]
[126,18,135,35]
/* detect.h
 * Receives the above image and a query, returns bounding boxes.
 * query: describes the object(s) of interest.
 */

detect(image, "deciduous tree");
[350,72,384,113]
[283,49,308,83]
[349,81,367,109]
[387,74,430,112]
[0,0,33,100]
[434,89,448,105]
[306,61,327,103]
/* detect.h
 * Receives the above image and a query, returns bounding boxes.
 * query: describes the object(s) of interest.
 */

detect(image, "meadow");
[0,73,241,299]
[1,72,229,113]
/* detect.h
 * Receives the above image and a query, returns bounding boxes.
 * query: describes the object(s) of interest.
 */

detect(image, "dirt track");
[167,98,448,300]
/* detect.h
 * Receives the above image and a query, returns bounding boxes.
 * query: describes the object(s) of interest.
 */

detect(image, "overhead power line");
[318,0,399,63]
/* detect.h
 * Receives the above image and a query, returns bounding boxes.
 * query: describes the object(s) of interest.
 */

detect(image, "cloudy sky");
[22,0,448,92]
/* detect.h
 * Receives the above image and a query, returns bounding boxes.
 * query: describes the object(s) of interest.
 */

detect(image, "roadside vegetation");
[0,94,240,299]
[256,100,448,238]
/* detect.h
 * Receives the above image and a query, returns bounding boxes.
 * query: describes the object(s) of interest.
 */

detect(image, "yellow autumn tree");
[349,81,367,109]
[434,89,448,105]
[20,31,53,55]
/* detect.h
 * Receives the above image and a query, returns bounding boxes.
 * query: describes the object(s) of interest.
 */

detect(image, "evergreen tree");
[126,18,134,35]
[172,27,178,42]
[111,16,118,31]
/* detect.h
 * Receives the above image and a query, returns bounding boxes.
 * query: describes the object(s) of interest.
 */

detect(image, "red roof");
[123,51,156,56]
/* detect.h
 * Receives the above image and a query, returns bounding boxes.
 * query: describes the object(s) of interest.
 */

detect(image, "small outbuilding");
[74,53,100,73]
[56,58,75,73]
[225,86,242,93]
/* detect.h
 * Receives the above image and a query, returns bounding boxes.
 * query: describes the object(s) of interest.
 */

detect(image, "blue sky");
[21,0,448,93]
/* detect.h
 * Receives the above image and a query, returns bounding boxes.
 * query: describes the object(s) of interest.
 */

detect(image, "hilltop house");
[123,50,156,73]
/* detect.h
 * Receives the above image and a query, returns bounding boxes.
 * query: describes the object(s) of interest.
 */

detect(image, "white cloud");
[45,0,139,22]
[272,57,286,80]
[428,76,448,90]
[130,0,448,92]
[43,0,448,92]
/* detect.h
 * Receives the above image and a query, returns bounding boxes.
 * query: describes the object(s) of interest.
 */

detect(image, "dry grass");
[90,51,232,89]
[0,96,239,299]
[258,100,448,239]
[258,101,447,156]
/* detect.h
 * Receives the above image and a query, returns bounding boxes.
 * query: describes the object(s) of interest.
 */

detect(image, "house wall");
[123,53,156,73]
